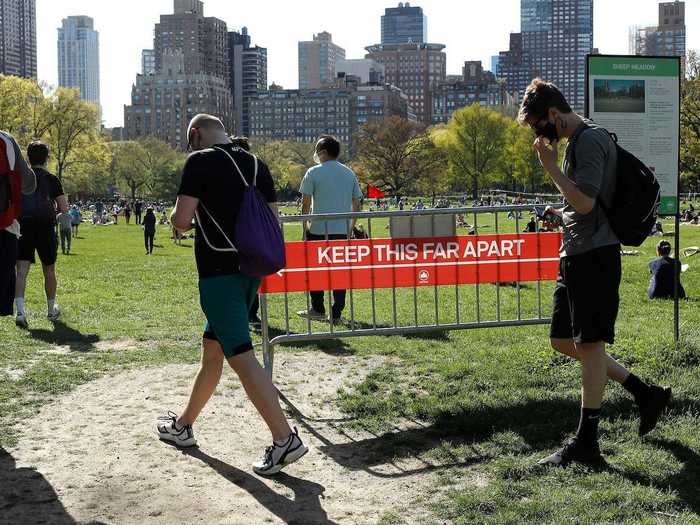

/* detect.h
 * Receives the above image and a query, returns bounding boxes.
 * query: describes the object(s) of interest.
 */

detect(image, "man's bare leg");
[551,338,629,384]
[227,350,292,442]
[177,339,224,427]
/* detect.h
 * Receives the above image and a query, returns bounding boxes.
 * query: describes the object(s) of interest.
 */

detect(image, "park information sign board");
[261,233,561,294]
[586,55,681,216]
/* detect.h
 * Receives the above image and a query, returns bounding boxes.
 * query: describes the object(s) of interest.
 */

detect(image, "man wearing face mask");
[518,79,671,467]
[297,135,362,323]
[157,114,308,476]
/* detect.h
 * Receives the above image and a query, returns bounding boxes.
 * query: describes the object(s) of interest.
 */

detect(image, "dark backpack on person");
[196,147,286,278]
[0,134,23,229]
[21,168,56,223]
[570,124,660,247]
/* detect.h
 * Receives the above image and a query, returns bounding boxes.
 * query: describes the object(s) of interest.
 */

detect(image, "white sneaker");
[296,308,326,321]
[253,427,308,476]
[47,304,61,322]
[15,312,28,329]
[156,411,197,447]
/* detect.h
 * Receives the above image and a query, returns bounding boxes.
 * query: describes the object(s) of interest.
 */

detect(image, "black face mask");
[535,121,559,143]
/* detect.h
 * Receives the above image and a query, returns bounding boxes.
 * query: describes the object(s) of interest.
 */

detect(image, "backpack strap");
[213,146,259,188]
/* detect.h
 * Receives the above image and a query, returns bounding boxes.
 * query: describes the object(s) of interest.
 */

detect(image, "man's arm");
[533,137,595,215]
[55,195,69,214]
[301,194,312,232]
[171,195,198,232]
[351,198,361,233]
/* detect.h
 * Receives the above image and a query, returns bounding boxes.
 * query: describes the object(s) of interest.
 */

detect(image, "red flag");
[367,184,386,198]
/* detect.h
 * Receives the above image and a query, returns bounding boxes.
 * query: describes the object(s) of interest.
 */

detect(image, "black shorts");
[17,220,58,266]
[550,244,621,345]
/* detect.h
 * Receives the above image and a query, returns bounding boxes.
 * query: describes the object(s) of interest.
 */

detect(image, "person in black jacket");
[143,207,156,255]
[648,240,686,300]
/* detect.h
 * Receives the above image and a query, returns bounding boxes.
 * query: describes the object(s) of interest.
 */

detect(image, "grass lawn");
[1,206,700,524]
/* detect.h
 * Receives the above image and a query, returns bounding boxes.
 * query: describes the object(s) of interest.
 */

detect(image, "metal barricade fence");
[258,204,564,379]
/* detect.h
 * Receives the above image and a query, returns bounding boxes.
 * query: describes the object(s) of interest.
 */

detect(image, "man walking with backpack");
[14,141,68,328]
[518,79,671,467]
[156,114,307,476]
[0,131,36,318]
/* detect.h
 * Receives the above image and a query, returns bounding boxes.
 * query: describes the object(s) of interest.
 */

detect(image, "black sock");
[576,407,601,445]
[623,373,651,404]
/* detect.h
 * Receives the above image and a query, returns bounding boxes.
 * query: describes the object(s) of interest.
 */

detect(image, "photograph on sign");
[586,55,680,216]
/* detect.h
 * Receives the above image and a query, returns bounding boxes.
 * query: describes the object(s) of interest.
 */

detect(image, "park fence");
[258,205,564,385]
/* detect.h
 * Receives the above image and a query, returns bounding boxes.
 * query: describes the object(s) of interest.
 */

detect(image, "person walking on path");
[124,203,132,225]
[57,210,72,255]
[519,79,672,467]
[134,200,143,225]
[156,114,308,476]
[296,135,362,324]
[14,141,68,328]
[69,205,81,237]
[143,206,156,255]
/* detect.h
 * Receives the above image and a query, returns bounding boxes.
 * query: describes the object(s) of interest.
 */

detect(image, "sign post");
[585,54,682,345]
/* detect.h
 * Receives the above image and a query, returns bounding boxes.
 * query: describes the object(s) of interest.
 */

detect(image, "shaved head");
[187,113,229,151]
[188,114,225,133]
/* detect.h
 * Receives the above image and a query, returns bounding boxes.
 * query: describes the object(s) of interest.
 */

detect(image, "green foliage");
[253,140,315,199]
[353,116,444,196]
[436,105,512,199]
[681,51,700,191]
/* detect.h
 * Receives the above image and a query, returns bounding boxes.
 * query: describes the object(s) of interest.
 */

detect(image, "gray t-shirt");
[299,160,362,236]
[560,120,619,257]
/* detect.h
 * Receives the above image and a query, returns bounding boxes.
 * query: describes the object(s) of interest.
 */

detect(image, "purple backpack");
[196,147,286,278]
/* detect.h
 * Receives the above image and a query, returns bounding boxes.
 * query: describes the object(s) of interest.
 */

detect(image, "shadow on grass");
[29,321,100,352]
[267,326,354,356]
[0,447,93,525]
[182,447,338,525]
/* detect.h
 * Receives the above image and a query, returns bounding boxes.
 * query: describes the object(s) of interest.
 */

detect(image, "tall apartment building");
[142,49,156,75]
[432,61,508,124]
[499,0,593,111]
[229,27,267,137]
[124,0,233,150]
[365,41,446,124]
[381,2,427,45]
[298,32,345,90]
[249,81,410,152]
[58,16,100,107]
[630,1,685,59]
[0,0,36,78]
[154,0,228,80]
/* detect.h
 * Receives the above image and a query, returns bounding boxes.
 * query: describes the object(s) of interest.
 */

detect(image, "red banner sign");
[261,233,562,294]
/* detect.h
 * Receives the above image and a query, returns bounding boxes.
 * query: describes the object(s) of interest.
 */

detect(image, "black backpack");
[570,124,660,247]
[21,168,55,223]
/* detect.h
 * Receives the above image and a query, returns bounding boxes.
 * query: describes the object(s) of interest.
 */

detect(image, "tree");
[353,116,436,196]
[47,88,101,182]
[436,105,511,199]
[253,140,314,199]
[111,141,149,200]
[681,50,700,187]
[136,137,184,200]
[59,134,113,197]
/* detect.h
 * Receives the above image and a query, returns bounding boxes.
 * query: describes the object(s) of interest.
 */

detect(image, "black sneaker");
[538,437,603,467]
[638,386,672,436]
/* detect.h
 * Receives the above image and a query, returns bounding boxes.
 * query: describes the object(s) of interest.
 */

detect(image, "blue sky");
[36,0,699,128]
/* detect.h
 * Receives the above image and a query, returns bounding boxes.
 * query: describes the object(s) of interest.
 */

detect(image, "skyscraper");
[499,0,593,111]
[58,16,100,107]
[0,0,36,78]
[125,0,233,150]
[630,1,685,59]
[229,27,267,137]
[381,3,427,45]
[365,42,445,124]
[154,0,228,80]
[298,32,345,90]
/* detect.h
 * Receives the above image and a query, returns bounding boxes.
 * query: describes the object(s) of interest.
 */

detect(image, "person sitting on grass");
[648,240,686,300]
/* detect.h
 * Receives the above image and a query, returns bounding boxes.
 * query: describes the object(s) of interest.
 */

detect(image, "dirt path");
[1,351,443,525]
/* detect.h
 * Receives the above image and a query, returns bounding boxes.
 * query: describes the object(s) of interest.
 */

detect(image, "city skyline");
[35,0,700,128]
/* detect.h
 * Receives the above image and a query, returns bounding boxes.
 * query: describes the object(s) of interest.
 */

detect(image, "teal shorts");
[199,274,261,358]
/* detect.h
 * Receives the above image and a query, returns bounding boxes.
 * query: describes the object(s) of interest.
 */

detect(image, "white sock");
[47,298,56,313]
[15,297,25,315]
